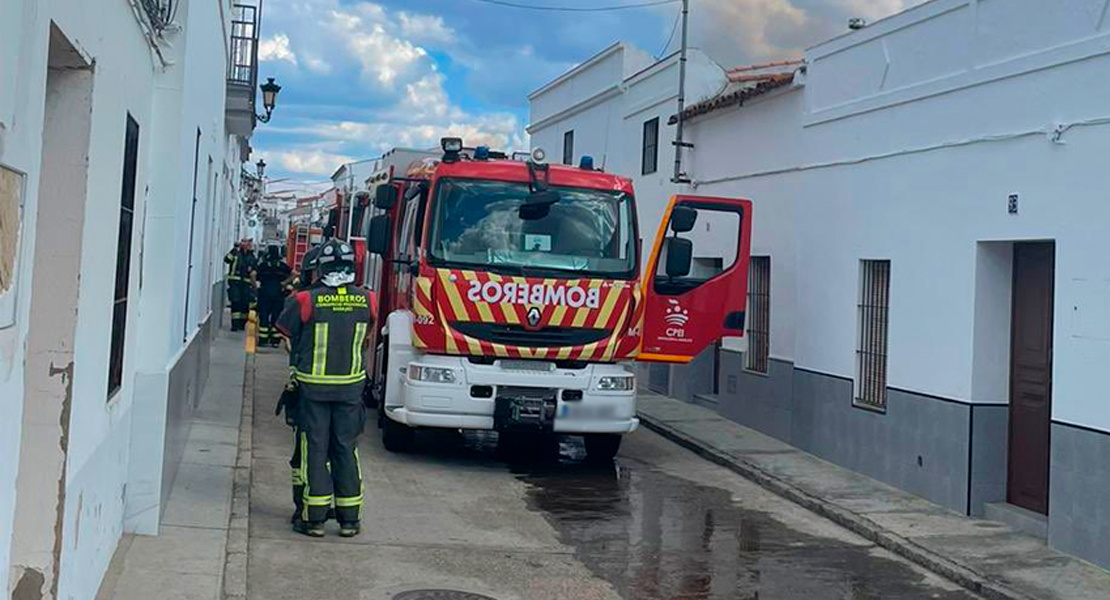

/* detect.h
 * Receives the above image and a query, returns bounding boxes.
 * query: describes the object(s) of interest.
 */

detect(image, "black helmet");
[313,239,356,286]
[266,245,281,261]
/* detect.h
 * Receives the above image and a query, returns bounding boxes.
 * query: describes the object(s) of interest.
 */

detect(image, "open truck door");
[639,195,752,363]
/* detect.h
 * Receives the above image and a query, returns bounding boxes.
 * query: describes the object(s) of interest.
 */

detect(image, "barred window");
[108,114,140,400]
[641,117,659,175]
[745,256,770,373]
[855,260,890,410]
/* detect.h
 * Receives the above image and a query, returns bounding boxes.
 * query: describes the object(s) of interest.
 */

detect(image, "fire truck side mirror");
[670,205,697,233]
[375,185,398,210]
[664,237,693,278]
[367,215,392,256]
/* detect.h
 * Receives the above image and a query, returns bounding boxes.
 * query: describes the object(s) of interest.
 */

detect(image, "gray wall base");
[703,352,1110,571]
[1049,422,1110,570]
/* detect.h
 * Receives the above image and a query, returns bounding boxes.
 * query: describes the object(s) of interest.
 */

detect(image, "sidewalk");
[95,327,248,600]
[636,391,1110,600]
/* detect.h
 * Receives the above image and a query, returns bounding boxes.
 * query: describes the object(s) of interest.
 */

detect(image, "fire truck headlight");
[409,365,457,384]
[596,375,635,391]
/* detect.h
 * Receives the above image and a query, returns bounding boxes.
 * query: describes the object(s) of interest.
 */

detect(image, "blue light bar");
[474,146,490,160]
[579,155,594,170]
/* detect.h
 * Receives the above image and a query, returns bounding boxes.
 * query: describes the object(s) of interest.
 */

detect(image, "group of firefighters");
[224,237,376,538]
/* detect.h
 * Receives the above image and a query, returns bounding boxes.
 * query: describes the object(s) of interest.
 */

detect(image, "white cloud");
[835,0,920,21]
[329,8,430,88]
[258,33,298,65]
[303,54,332,74]
[300,112,525,154]
[694,0,809,64]
[397,12,456,46]
[402,72,454,121]
[255,0,529,178]
[687,0,928,66]
[271,149,356,176]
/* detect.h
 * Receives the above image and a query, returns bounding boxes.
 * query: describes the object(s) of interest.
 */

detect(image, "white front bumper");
[385,353,639,434]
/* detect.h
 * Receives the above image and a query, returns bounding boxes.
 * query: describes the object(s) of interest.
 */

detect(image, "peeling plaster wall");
[0,0,34,593]
[1,1,243,599]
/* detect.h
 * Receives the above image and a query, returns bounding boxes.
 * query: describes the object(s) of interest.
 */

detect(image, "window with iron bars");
[855,259,891,411]
[108,114,140,400]
[745,256,770,373]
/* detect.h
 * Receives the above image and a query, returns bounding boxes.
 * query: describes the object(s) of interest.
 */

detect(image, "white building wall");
[528,45,728,266]
[0,0,246,598]
[792,0,1110,427]
[685,86,804,362]
[0,0,35,592]
[680,0,1110,567]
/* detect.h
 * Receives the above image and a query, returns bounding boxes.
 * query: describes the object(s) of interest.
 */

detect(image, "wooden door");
[1007,242,1055,514]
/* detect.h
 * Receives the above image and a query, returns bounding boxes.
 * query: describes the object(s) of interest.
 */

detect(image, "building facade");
[0,1,263,598]
[534,0,1110,573]
[672,0,1110,571]
[528,43,728,259]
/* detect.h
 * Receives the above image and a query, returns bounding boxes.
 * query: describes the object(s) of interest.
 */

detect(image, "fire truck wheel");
[381,416,415,453]
[584,434,622,462]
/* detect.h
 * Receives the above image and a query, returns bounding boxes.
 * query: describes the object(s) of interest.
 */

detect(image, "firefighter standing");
[224,241,257,331]
[280,241,322,523]
[277,239,375,538]
[254,245,293,347]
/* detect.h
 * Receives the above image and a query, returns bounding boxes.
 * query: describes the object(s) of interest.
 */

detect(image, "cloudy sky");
[251,0,923,189]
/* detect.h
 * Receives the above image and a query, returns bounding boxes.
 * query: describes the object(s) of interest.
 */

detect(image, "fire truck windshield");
[427,178,636,279]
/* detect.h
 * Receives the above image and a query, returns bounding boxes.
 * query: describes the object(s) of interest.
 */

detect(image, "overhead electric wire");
[657,7,681,58]
[464,0,678,12]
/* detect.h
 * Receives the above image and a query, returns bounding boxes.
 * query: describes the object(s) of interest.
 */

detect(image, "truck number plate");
[500,360,555,372]
[559,403,617,421]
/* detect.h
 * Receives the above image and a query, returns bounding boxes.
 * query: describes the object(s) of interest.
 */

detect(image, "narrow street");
[248,348,978,600]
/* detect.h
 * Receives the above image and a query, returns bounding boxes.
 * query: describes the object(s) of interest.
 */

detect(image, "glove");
[275,382,300,427]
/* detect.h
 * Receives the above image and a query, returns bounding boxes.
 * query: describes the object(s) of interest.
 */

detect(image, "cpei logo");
[664,300,689,326]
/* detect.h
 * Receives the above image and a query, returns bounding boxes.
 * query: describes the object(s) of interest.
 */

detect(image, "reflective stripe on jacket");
[278,285,375,402]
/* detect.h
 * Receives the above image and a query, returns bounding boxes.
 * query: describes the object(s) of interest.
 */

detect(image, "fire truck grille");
[451,322,610,348]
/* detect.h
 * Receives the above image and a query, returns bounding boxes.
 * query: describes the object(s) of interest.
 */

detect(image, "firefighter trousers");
[256,294,283,345]
[290,425,340,520]
[297,398,365,524]
[228,280,251,330]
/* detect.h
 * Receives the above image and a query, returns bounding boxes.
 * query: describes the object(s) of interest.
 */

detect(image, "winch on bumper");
[384,352,640,434]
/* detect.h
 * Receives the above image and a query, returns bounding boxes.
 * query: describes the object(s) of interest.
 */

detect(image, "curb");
[222,351,255,600]
[638,413,1035,600]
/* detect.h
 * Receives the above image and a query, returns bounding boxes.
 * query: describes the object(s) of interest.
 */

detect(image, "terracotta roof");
[668,60,802,125]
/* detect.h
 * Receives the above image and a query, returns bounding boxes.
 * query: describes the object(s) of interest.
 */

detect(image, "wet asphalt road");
[248,350,980,600]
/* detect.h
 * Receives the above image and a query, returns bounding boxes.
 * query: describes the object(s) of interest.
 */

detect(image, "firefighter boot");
[292,517,325,538]
[339,522,361,538]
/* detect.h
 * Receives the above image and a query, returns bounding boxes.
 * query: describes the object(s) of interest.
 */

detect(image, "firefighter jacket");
[256,258,292,298]
[224,249,256,283]
[276,285,377,402]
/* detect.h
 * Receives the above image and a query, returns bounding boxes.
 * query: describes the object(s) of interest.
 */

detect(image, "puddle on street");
[396,429,978,600]
[511,439,978,600]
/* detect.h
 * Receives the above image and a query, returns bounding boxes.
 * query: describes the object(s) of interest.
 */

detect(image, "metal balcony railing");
[228,3,260,103]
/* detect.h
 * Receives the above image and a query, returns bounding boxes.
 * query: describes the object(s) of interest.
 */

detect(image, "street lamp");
[256,159,266,179]
[257,77,281,123]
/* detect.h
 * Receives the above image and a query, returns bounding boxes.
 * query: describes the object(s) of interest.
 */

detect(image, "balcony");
[226,3,259,139]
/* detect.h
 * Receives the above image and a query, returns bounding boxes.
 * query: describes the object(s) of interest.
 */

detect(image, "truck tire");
[584,434,622,462]
[381,415,415,453]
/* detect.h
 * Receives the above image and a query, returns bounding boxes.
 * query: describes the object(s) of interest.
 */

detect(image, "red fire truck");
[363,138,752,459]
